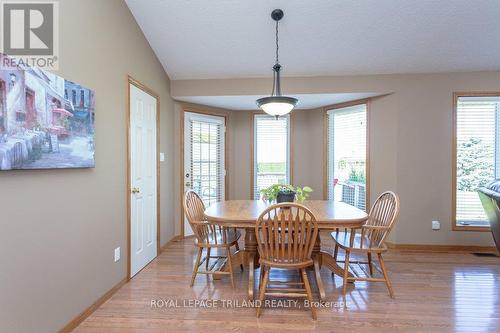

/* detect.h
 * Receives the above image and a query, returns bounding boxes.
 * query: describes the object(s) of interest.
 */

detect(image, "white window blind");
[455,96,499,227]
[189,116,225,208]
[327,104,367,211]
[253,114,290,199]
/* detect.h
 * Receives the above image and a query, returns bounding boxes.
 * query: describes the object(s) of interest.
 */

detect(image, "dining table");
[204,200,368,300]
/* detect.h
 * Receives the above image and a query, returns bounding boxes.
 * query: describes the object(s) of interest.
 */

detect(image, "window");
[454,94,499,229]
[80,90,85,107]
[326,103,368,211]
[253,114,290,199]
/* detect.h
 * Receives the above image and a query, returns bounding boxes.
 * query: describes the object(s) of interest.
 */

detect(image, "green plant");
[260,184,292,201]
[260,184,313,203]
[295,186,313,203]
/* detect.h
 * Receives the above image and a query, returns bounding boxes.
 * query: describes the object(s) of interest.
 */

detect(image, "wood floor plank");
[74,232,500,333]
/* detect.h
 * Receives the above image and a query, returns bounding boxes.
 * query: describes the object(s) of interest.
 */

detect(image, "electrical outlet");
[114,247,121,262]
[432,220,441,230]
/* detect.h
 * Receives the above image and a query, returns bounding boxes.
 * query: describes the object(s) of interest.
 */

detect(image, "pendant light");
[256,9,298,117]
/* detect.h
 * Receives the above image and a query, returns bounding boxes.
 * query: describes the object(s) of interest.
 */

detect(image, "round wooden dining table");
[204,200,368,300]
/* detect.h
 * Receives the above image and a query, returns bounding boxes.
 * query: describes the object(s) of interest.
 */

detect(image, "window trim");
[323,99,370,211]
[250,111,293,200]
[452,92,497,232]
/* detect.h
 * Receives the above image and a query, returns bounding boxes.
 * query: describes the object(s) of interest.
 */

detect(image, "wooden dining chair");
[331,191,400,298]
[255,203,319,319]
[183,190,242,288]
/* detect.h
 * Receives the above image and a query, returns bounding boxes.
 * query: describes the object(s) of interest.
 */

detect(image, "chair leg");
[256,266,269,318]
[377,253,394,298]
[333,243,339,261]
[190,247,203,287]
[205,248,211,270]
[226,246,235,289]
[234,242,244,271]
[313,256,326,301]
[367,252,373,276]
[342,250,350,295]
[301,269,317,320]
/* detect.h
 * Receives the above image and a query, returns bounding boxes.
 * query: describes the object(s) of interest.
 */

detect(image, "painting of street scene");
[0,53,95,170]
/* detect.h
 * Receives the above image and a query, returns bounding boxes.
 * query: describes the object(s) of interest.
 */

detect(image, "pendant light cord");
[275,20,279,64]
[271,20,280,96]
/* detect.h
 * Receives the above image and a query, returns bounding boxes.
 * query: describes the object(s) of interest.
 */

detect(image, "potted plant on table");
[260,184,313,203]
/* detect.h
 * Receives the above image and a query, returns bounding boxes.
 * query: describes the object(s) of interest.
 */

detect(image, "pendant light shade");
[256,96,298,116]
[256,9,298,117]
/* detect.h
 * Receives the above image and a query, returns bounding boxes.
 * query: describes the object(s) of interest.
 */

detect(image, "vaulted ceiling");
[125,0,500,80]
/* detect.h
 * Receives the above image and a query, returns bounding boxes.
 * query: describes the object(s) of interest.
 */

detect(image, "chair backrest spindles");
[183,190,211,243]
[256,203,318,264]
[365,191,400,248]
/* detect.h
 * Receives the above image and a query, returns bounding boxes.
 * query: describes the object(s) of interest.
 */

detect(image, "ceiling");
[126,0,500,80]
[177,93,381,110]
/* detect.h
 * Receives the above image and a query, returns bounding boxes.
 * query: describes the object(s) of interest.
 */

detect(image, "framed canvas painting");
[0,53,95,170]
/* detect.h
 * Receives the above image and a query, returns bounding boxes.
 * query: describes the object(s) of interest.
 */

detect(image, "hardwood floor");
[74,232,500,332]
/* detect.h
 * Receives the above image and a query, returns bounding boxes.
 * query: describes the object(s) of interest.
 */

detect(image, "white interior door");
[130,84,157,277]
[184,112,225,236]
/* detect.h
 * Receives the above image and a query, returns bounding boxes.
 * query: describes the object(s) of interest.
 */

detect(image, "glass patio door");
[183,112,225,235]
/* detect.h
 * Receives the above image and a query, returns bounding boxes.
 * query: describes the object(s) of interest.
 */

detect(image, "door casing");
[179,106,229,238]
[127,75,160,279]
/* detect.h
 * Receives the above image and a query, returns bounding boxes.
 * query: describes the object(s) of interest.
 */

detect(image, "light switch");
[114,247,121,262]
[159,153,165,162]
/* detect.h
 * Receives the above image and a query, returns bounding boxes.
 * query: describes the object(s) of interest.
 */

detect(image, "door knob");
[131,187,140,194]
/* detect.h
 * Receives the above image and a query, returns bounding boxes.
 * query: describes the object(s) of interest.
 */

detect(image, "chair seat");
[259,258,313,269]
[196,228,241,247]
[331,231,386,253]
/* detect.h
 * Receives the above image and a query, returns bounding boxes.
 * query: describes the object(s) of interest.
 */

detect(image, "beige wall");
[0,1,175,332]
[291,109,325,199]
[230,111,252,199]
[172,71,500,247]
